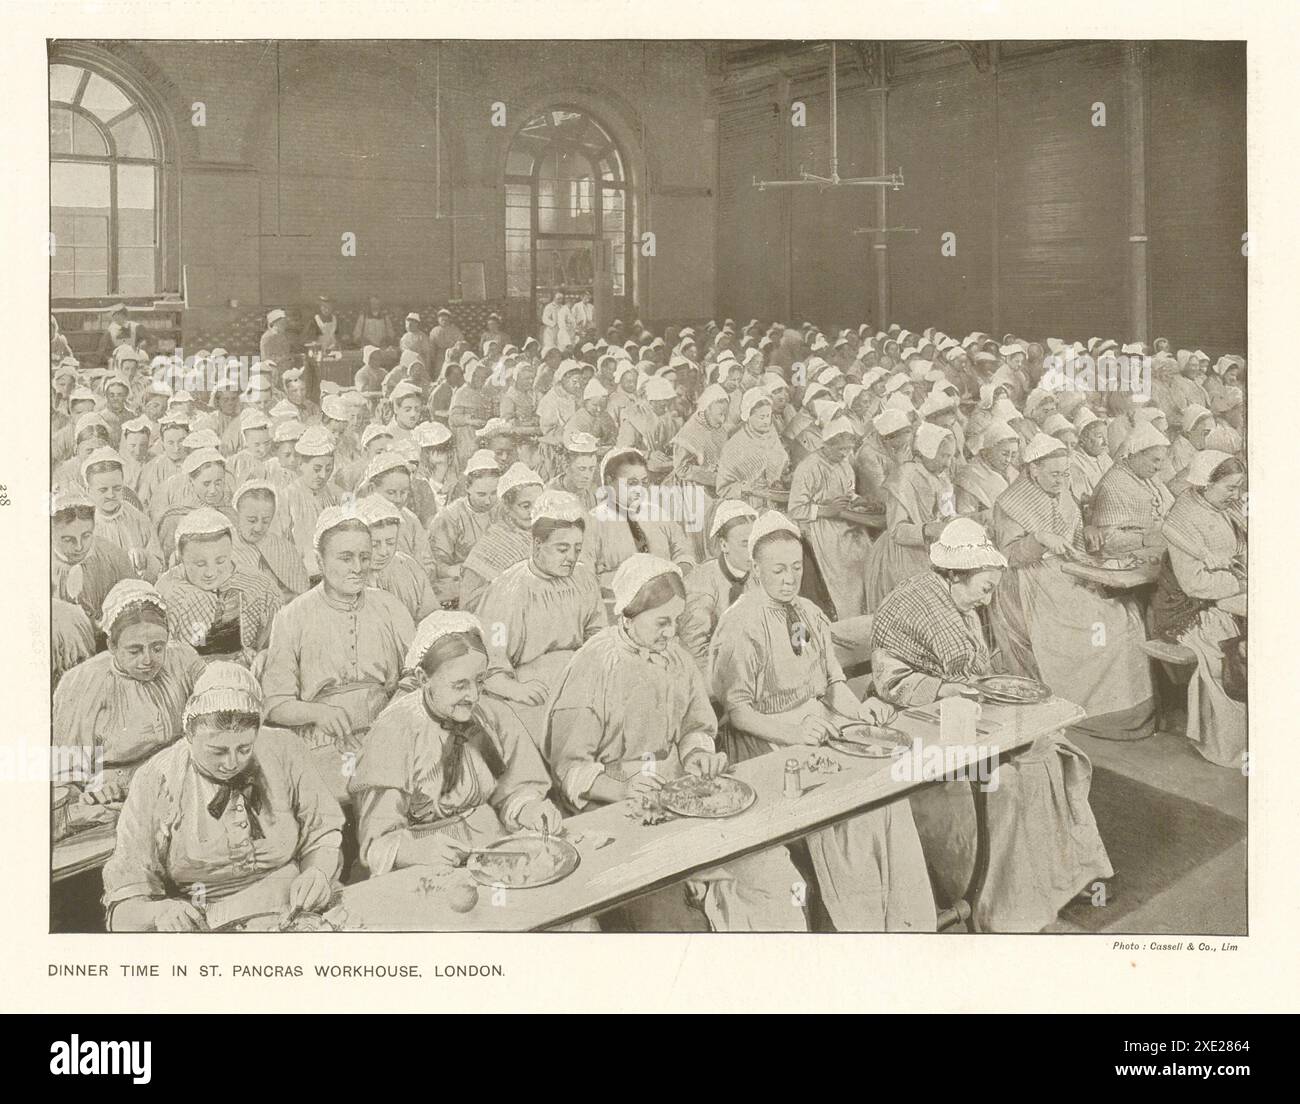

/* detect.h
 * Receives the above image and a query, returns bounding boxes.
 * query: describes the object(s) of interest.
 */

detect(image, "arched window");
[49,59,164,299]
[505,107,633,328]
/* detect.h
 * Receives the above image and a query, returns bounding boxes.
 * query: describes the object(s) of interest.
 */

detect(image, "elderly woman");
[545,555,805,932]
[102,662,344,931]
[458,462,544,614]
[54,580,206,806]
[1068,408,1112,513]
[156,508,281,665]
[678,500,758,671]
[667,382,731,561]
[787,415,871,619]
[353,495,437,624]
[429,449,500,605]
[80,446,163,582]
[715,389,791,509]
[1151,452,1247,769]
[1167,404,1216,490]
[584,448,695,587]
[261,507,415,753]
[537,359,583,471]
[359,450,435,576]
[475,489,607,731]
[409,421,455,524]
[155,445,234,561]
[709,512,936,932]
[989,433,1155,739]
[953,421,1019,529]
[51,487,136,639]
[348,611,561,879]
[229,479,310,601]
[1088,421,1175,558]
[546,430,601,511]
[870,519,1112,931]
[854,407,912,507]
[863,421,957,612]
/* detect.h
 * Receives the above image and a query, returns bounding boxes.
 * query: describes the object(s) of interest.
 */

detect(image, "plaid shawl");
[462,520,532,582]
[1089,461,1174,531]
[995,474,1085,549]
[157,563,282,655]
[870,570,989,681]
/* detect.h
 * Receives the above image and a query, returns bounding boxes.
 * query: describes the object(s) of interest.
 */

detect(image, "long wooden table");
[332,696,1084,932]
[1060,557,1161,590]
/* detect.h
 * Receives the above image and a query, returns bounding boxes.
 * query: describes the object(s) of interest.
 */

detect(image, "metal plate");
[972,675,1052,704]
[466,833,581,889]
[659,774,758,819]
[829,724,914,759]
[211,910,341,933]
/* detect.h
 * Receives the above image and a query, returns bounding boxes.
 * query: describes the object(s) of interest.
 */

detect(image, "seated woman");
[545,555,805,932]
[1068,408,1112,514]
[229,479,311,602]
[709,512,936,932]
[349,611,561,879]
[359,450,435,576]
[715,390,791,509]
[102,662,344,931]
[359,496,438,624]
[678,500,757,672]
[666,383,731,562]
[156,508,281,666]
[458,463,544,614]
[989,433,1155,739]
[409,421,455,525]
[1151,451,1247,769]
[280,425,344,579]
[51,487,135,641]
[863,421,957,612]
[52,598,97,687]
[429,449,500,605]
[854,407,913,508]
[261,507,415,756]
[475,489,607,734]
[81,447,163,582]
[545,430,600,511]
[54,580,206,805]
[584,448,695,588]
[1088,421,1175,559]
[953,421,1019,529]
[787,415,871,620]
[871,519,1113,931]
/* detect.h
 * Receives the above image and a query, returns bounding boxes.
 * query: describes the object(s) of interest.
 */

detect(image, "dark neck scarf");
[627,516,650,554]
[777,598,808,656]
[203,764,266,839]
[424,698,507,797]
[718,554,749,606]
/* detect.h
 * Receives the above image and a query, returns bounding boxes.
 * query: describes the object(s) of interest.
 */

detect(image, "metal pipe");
[829,42,839,183]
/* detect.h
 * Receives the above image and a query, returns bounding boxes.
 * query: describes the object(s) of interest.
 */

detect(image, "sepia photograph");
[43,32,1249,943]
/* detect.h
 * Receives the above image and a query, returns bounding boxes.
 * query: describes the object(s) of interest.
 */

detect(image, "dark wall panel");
[1148,41,1247,355]
[716,102,785,322]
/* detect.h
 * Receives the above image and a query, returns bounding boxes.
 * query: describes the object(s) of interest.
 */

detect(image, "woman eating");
[80,446,163,582]
[54,580,206,804]
[585,448,696,587]
[359,496,439,623]
[349,611,561,878]
[953,421,1019,529]
[989,433,1156,739]
[229,479,311,602]
[715,389,791,509]
[458,462,544,614]
[102,662,344,931]
[667,382,731,561]
[156,508,282,665]
[280,425,343,579]
[545,555,805,931]
[1088,420,1175,558]
[1151,451,1247,769]
[709,511,936,931]
[429,449,500,605]
[870,519,1113,931]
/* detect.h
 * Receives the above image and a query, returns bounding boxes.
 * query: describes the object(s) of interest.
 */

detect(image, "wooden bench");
[1141,638,1197,734]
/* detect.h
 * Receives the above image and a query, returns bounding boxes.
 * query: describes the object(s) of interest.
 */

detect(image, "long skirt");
[909,731,1113,931]
[1180,608,1247,770]
[806,517,871,620]
[863,529,931,614]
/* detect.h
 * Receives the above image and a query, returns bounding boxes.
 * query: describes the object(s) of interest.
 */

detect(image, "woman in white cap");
[498,359,541,455]
[1151,452,1247,768]
[80,447,163,582]
[863,421,957,612]
[854,406,912,508]
[989,434,1156,739]
[540,289,564,351]
[428,448,500,605]
[1067,409,1112,514]
[264,418,305,489]
[709,511,936,931]
[53,411,113,492]
[449,358,496,471]
[563,378,616,452]
[458,463,544,614]
[154,446,232,560]
[358,450,435,576]
[156,508,281,666]
[53,579,206,806]
[678,500,758,671]
[194,374,243,456]
[1167,404,1216,492]
[1087,421,1175,558]
[357,495,438,624]
[229,479,310,602]
[280,425,343,577]
[136,416,192,513]
[349,610,561,883]
[715,389,791,510]
[103,661,344,931]
[787,415,871,620]
[475,489,607,734]
[227,409,274,488]
[953,421,1019,529]
[585,448,696,587]
[666,382,732,562]
[409,421,455,524]
[261,507,414,754]
[871,518,1112,930]
[544,554,805,932]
